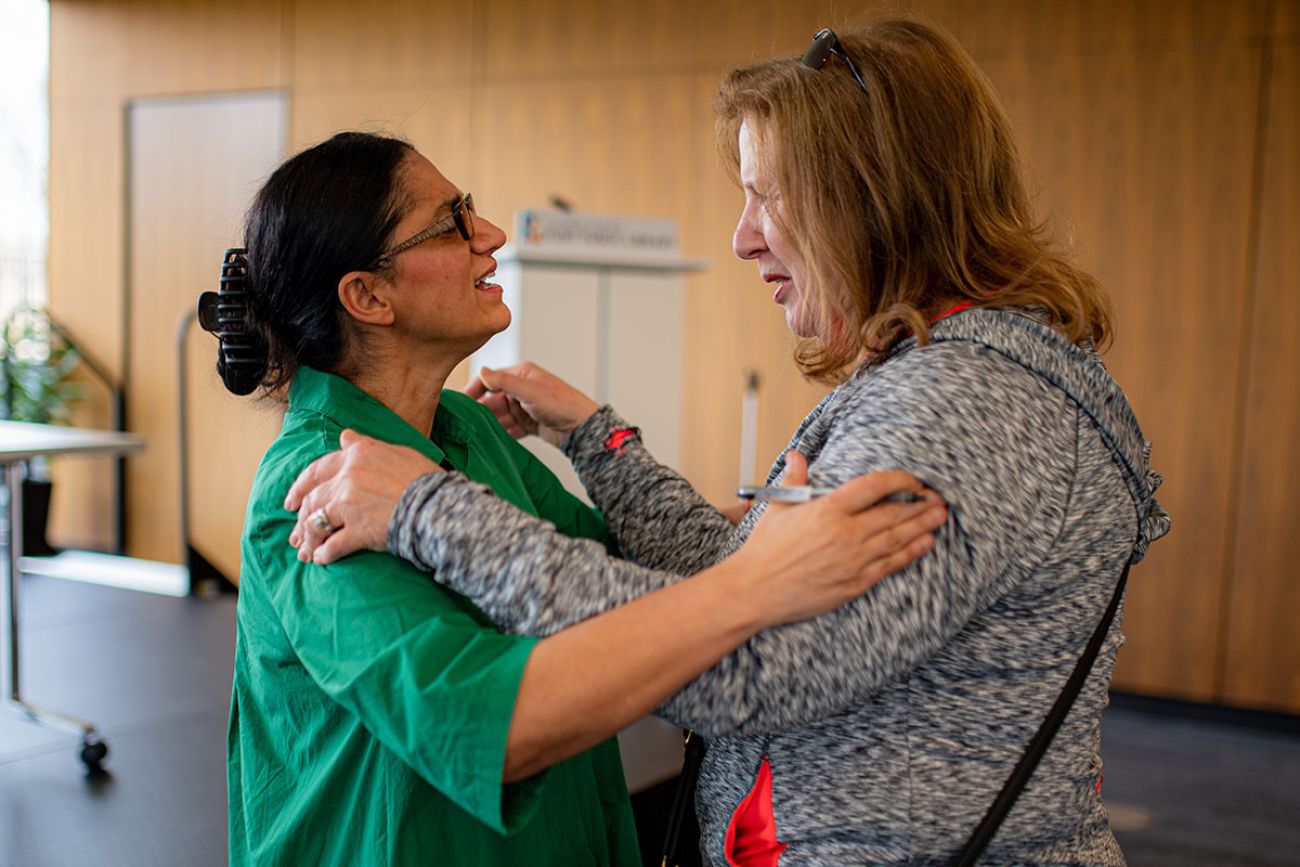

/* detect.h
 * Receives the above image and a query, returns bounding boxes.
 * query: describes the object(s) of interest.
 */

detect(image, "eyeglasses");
[374,192,475,267]
[802,28,868,95]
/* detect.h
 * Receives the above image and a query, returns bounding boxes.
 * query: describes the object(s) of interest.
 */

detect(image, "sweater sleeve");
[559,406,738,575]
[648,343,1078,735]
[387,471,682,637]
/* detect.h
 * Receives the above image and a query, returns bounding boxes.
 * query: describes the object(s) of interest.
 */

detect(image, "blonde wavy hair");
[716,16,1112,382]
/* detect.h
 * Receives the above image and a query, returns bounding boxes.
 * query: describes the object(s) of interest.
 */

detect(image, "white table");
[0,420,144,772]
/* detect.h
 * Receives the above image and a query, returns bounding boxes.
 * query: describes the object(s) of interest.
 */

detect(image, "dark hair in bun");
[203,132,413,396]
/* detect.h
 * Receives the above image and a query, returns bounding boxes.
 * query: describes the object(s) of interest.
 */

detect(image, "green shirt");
[227,366,639,866]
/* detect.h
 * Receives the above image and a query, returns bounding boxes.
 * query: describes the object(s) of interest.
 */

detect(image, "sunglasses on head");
[802,28,868,95]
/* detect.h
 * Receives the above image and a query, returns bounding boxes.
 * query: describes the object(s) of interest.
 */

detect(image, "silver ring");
[309,508,333,533]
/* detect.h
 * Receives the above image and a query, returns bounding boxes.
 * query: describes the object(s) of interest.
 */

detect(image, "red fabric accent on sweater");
[724,756,787,867]
[602,426,640,454]
[932,301,974,322]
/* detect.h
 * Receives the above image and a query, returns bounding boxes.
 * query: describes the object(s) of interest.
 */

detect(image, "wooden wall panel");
[46,2,133,549]
[1278,0,1300,35]
[962,0,1267,55]
[468,76,700,218]
[983,44,1262,700]
[119,0,285,96]
[291,0,473,88]
[46,104,127,550]
[291,83,475,172]
[182,349,286,582]
[480,0,702,78]
[50,1,284,102]
[47,2,131,105]
[1222,41,1300,712]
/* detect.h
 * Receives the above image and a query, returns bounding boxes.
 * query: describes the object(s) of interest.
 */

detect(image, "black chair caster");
[80,736,109,773]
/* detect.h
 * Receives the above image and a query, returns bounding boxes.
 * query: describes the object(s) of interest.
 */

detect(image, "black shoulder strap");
[660,729,707,867]
[953,557,1132,866]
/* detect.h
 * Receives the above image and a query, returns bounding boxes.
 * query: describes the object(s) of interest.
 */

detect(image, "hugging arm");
[389,454,942,772]
[390,348,1070,737]
[279,438,937,793]
[387,465,973,738]
[390,472,672,634]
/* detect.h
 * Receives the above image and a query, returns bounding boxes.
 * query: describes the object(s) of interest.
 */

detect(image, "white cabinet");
[475,242,705,505]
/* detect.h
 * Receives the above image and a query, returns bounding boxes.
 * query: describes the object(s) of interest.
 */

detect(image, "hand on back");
[732,451,947,628]
[285,429,440,565]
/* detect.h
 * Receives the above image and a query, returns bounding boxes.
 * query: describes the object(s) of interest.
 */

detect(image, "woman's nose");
[471,213,507,256]
[732,205,764,261]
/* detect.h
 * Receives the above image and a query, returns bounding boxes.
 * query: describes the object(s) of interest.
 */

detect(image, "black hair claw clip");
[199,248,260,369]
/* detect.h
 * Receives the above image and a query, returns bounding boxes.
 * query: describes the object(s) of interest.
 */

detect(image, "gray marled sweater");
[388,309,1170,865]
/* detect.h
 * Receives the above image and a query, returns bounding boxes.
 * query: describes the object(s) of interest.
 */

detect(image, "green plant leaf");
[1,305,84,425]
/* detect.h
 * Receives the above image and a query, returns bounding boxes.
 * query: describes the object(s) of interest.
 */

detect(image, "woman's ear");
[337,271,395,326]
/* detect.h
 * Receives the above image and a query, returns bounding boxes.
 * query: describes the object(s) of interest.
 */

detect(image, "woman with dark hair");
[287,17,1171,866]
[212,131,945,866]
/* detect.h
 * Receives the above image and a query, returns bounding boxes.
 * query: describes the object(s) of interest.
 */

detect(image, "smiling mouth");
[474,269,497,289]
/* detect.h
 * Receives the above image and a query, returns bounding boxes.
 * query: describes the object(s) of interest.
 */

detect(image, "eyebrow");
[420,194,460,221]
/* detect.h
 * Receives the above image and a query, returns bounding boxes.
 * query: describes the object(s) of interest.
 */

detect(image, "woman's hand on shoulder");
[466,362,599,448]
[730,451,948,629]
[285,429,442,565]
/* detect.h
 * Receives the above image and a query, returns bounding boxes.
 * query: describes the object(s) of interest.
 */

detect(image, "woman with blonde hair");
[288,17,1169,865]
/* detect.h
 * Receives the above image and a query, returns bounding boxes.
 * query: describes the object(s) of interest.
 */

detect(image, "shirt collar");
[288,366,474,466]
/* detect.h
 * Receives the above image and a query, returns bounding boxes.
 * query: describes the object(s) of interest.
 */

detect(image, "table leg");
[1,461,108,771]
[3,461,22,705]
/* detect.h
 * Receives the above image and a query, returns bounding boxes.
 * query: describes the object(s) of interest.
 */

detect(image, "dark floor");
[2,573,1299,867]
